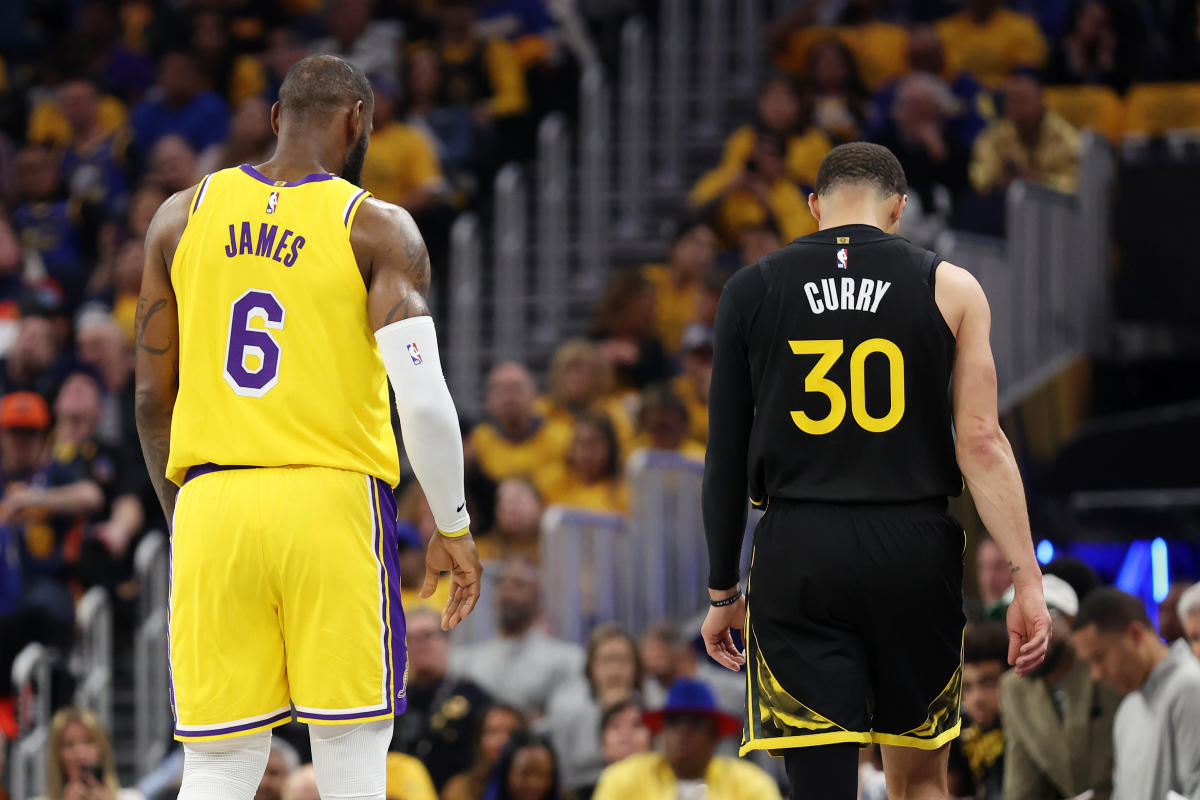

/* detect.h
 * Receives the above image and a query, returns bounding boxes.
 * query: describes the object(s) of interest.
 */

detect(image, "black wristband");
[710,590,742,607]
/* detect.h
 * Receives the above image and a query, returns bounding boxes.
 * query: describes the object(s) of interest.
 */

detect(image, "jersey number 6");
[789,338,904,434]
[224,289,286,398]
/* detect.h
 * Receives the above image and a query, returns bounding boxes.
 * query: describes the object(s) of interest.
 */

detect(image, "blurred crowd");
[2,0,1200,799]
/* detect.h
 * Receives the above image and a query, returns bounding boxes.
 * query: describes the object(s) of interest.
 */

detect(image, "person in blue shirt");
[130,51,230,155]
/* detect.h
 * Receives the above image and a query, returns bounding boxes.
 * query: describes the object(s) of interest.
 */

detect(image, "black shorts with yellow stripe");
[741,498,965,756]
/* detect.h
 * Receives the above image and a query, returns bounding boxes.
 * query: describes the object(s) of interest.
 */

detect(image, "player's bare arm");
[353,198,483,631]
[936,262,1052,676]
[134,187,191,521]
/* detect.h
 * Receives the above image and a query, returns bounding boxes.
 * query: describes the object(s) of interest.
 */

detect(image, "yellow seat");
[1042,85,1125,143]
[1123,82,1200,137]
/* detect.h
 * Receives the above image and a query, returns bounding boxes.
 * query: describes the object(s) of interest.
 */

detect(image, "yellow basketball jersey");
[166,165,400,487]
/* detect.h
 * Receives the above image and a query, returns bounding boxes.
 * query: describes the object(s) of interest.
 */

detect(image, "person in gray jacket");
[1072,587,1200,800]
[1001,575,1121,800]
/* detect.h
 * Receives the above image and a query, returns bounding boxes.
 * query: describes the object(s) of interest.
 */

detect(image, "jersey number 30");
[789,338,903,434]
[224,289,286,397]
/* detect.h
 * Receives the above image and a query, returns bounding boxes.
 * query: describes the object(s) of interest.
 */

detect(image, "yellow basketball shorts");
[169,464,407,742]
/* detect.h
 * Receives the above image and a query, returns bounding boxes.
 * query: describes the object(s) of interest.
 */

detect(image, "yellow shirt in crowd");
[775,23,911,91]
[470,418,570,483]
[713,178,817,245]
[969,111,1081,195]
[671,374,709,446]
[691,125,831,205]
[440,37,529,116]
[535,463,630,515]
[591,753,781,800]
[935,8,1047,89]
[28,95,128,148]
[361,122,446,207]
[537,396,638,462]
[385,753,437,800]
[642,264,700,355]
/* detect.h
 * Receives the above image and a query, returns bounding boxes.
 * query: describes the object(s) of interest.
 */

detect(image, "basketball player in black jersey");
[700,143,1052,799]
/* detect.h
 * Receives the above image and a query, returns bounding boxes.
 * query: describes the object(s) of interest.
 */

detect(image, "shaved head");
[275,54,373,184]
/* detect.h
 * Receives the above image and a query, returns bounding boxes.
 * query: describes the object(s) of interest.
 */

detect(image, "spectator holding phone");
[41,707,143,800]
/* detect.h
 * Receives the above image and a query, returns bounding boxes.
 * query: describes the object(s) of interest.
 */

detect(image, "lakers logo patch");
[266,191,279,214]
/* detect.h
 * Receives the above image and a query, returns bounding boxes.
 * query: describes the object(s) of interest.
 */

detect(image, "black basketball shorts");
[740,498,966,756]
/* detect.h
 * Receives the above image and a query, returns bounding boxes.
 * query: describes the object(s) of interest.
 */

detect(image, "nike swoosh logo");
[456,502,466,512]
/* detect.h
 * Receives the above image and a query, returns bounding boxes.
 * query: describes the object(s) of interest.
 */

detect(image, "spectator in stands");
[196,96,274,176]
[481,731,561,800]
[146,135,198,195]
[640,622,742,718]
[692,74,831,201]
[539,339,636,454]
[1042,557,1103,607]
[12,146,88,307]
[76,308,134,449]
[766,0,910,92]
[635,385,703,462]
[935,0,1048,90]
[1180,582,1200,659]
[188,8,267,108]
[1001,574,1118,800]
[392,607,493,791]
[806,38,871,142]
[310,0,401,84]
[589,272,673,393]
[541,623,644,792]
[641,218,716,355]
[123,184,166,245]
[384,752,438,800]
[535,415,630,514]
[361,79,447,214]
[738,220,782,267]
[591,679,779,800]
[63,0,155,106]
[1158,582,1192,644]
[970,72,1081,196]
[260,27,310,107]
[44,706,141,800]
[256,740,299,800]
[872,72,970,244]
[478,478,543,564]
[1071,588,1200,800]
[974,536,1013,618]
[130,51,230,154]
[1046,1,1137,92]
[471,362,568,484]
[442,704,526,800]
[395,484,449,616]
[0,309,68,401]
[401,45,482,196]
[600,698,651,767]
[672,325,712,448]
[56,78,129,213]
[956,622,1009,800]
[281,765,319,800]
[901,25,988,146]
[449,557,583,716]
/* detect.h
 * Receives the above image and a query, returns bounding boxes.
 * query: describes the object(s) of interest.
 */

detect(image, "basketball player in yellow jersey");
[134,55,482,800]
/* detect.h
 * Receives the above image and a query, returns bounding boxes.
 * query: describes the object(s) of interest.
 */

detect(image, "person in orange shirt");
[535,415,630,515]
[641,219,716,355]
[936,0,1048,90]
[471,362,569,484]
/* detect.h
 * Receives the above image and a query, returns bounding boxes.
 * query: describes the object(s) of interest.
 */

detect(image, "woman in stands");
[41,707,142,800]
[482,732,562,800]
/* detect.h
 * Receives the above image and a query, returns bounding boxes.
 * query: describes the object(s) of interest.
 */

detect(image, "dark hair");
[642,620,687,651]
[600,698,645,735]
[639,384,690,427]
[667,215,711,246]
[278,54,373,121]
[590,270,653,338]
[1042,558,1102,604]
[570,414,621,481]
[963,621,1009,666]
[585,623,644,697]
[485,731,561,800]
[1071,587,1152,634]
[814,142,907,197]
[473,703,527,759]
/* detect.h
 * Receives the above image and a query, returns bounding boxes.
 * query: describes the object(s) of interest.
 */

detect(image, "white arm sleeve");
[375,316,470,534]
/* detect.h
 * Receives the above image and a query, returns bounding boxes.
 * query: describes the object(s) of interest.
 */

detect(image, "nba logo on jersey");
[836,247,848,270]
[266,192,279,214]
[407,343,423,365]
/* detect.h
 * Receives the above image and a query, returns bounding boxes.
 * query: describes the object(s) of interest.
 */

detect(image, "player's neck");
[818,213,887,232]
[255,136,341,182]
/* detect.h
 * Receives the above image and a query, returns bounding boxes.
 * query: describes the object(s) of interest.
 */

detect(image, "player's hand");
[701,591,747,672]
[421,530,483,631]
[1007,581,1052,677]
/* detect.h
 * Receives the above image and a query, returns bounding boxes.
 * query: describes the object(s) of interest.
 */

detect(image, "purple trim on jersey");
[239,164,335,187]
[191,174,212,213]
[183,463,254,485]
[376,477,408,716]
[167,536,177,722]
[344,189,368,225]
[174,709,292,739]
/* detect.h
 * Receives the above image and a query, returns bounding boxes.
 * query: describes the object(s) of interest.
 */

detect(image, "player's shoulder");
[935,260,986,302]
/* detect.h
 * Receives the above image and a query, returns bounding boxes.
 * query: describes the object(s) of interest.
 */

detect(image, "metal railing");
[10,643,52,800]
[494,162,529,365]
[937,133,1115,408]
[539,507,630,643]
[447,212,483,417]
[617,17,650,239]
[133,531,171,778]
[656,0,687,188]
[74,587,112,731]
[579,67,611,290]
[536,113,569,345]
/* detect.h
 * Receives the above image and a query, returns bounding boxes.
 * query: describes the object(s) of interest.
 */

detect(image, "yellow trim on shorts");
[872,722,962,750]
[740,729,873,756]
[173,715,291,743]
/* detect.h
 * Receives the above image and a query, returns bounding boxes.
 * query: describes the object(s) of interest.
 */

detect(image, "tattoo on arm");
[136,298,172,355]
[382,230,431,325]
[1009,562,1021,574]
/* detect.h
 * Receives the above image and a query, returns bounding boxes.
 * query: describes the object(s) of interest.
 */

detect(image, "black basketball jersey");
[726,224,961,504]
